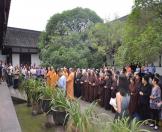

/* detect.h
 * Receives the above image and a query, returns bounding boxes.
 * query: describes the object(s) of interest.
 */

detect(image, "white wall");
[31,54,40,67]
[12,54,20,67]
[0,50,6,62]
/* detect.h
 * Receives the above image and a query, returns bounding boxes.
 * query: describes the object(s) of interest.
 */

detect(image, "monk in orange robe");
[66,68,75,99]
[50,68,57,88]
[46,67,52,86]
[63,67,68,79]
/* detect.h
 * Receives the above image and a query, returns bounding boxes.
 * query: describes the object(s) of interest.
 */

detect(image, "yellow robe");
[50,72,57,88]
[63,71,68,79]
[66,72,74,99]
[46,70,52,86]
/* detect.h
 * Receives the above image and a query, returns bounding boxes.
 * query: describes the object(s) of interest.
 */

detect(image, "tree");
[46,7,103,36]
[115,0,162,66]
[39,7,106,68]
[87,21,124,66]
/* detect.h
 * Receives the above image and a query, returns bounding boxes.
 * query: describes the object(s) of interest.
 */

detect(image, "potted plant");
[39,85,54,113]
[28,79,43,115]
[38,85,55,128]
[23,79,33,107]
[66,101,97,132]
[50,88,69,126]
[91,113,151,132]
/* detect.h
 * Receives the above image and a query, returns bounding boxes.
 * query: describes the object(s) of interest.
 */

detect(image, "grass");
[15,103,55,132]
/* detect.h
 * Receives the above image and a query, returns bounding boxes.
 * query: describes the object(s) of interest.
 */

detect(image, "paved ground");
[0,82,21,132]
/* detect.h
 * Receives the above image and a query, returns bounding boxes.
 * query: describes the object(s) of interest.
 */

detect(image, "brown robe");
[128,83,138,115]
[104,77,113,110]
[94,77,99,100]
[88,75,96,102]
[98,78,106,107]
[80,75,88,100]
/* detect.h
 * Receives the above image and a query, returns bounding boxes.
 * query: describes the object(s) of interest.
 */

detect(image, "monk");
[46,67,52,86]
[80,70,88,100]
[66,68,75,99]
[104,72,113,110]
[50,68,57,88]
[63,67,68,79]
[98,74,106,107]
[89,70,96,102]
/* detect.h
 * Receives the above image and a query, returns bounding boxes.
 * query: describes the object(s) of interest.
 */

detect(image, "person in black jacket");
[138,75,152,121]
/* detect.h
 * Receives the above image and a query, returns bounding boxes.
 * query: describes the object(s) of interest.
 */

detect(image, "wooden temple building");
[2,27,41,66]
[0,0,41,67]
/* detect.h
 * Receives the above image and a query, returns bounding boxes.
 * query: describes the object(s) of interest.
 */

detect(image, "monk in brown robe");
[80,70,88,100]
[85,71,90,102]
[128,76,139,117]
[94,73,99,100]
[98,73,106,107]
[89,71,97,102]
[74,69,82,98]
[104,72,113,110]
[66,68,75,99]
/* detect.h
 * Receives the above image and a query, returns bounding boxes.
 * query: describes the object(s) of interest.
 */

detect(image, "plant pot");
[37,99,43,114]
[51,107,68,126]
[32,101,39,116]
[42,99,51,113]
[26,93,32,107]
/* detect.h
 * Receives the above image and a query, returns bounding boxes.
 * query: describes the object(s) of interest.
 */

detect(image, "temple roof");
[4,27,41,48]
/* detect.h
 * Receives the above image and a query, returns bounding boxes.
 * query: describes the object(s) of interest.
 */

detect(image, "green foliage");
[51,88,69,111]
[39,85,54,100]
[39,7,124,68]
[92,113,150,132]
[23,79,43,103]
[88,21,124,65]
[115,0,162,65]
[111,117,149,132]
[46,7,103,36]
[66,101,97,132]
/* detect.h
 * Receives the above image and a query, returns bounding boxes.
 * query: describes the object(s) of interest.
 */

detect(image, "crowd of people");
[0,61,162,130]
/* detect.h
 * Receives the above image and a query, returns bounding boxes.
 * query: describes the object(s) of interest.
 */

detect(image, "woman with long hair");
[115,75,130,119]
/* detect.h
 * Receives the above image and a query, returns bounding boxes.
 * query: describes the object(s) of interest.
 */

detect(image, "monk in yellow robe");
[46,67,52,86]
[63,67,69,79]
[50,68,57,88]
[66,68,75,99]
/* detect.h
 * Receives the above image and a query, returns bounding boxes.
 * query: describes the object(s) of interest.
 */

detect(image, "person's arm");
[116,92,122,113]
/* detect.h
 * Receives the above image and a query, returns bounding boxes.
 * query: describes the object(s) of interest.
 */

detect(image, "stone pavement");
[0,82,21,132]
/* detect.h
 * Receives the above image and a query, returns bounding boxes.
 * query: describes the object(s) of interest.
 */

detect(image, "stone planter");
[51,107,68,126]
[42,99,51,113]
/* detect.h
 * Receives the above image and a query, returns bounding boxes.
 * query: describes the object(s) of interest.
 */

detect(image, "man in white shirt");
[57,69,66,91]
[7,63,13,86]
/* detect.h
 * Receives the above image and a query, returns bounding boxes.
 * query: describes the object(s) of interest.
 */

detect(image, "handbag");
[109,97,117,111]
